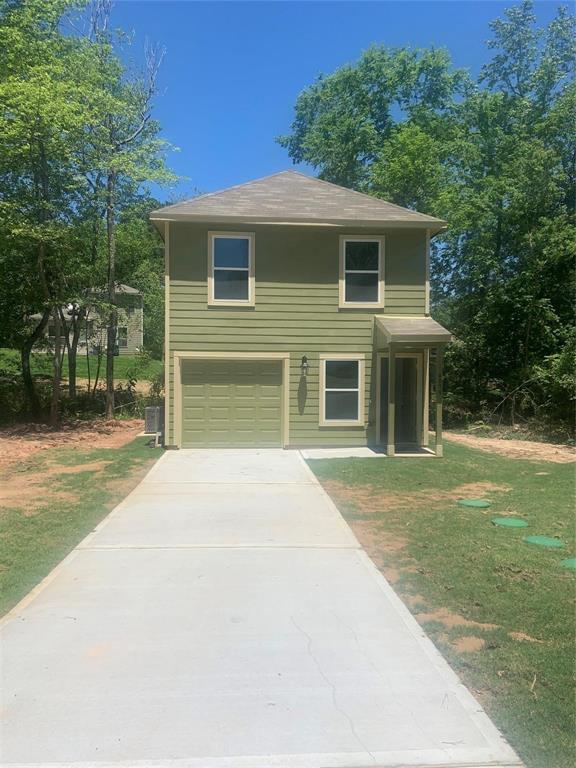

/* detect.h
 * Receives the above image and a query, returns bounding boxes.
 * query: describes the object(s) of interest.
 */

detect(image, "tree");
[0,0,106,422]
[115,196,165,359]
[279,1,576,431]
[0,0,174,423]
[277,45,467,198]
[88,0,173,419]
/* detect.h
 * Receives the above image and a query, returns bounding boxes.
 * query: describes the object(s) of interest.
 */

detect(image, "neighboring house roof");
[115,284,141,295]
[28,284,141,322]
[150,171,446,232]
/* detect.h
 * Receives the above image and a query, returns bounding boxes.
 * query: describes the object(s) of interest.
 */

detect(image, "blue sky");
[109,1,561,202]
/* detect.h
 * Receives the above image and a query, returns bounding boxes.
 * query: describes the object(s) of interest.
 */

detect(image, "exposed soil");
[415,607,498,631]
[444,431,576,463]
[0,419,144,515]
[0,419,143,473]
[75,378,151,394]
[54,460,112,474]
[0,475,76,513]
[322,479,509,517]
[451,636,486,653]
[509,631,544,644]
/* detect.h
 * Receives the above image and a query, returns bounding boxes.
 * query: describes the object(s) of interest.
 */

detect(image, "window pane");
[345,241,379,271]
[214,237,249,268]
[325,360,358,389]
[214,269,249,300]
[345,272,379,302]
[325,391,359,420]
[117,327,128,347]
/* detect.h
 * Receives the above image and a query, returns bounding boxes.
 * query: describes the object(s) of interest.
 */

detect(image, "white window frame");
[339,235,385,309]
[319,353,365,427]
[208,231,255,307]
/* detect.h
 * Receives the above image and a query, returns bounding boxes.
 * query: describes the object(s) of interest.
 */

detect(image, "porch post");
[435,346,444,457]
[387,344,396,457]
[422,348,430,447]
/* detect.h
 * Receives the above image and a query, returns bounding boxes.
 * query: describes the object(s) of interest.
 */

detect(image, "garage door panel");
[181,359,283,448]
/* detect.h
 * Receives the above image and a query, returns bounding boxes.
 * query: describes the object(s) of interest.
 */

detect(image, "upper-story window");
[339,236,384,309]
[208,232,255,306]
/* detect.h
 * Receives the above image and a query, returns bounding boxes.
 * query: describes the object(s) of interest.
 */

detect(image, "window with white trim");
[209,233,254,305]
[339,237,383,307]
[320,356,364,425]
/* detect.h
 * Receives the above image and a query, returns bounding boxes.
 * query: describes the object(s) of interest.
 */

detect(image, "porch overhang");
[375,316,452,347]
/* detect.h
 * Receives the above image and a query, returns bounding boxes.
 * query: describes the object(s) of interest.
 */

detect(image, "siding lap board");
[169,223,426,447]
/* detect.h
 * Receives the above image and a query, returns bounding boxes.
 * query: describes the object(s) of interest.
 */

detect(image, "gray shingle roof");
[150,171,446,230]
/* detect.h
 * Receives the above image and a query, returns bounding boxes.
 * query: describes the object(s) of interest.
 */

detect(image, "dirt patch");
[0,474,76,513]
[415,607,498,631]
[509,631,544,644]
[452,636,486,653]
[403,593,427,605]
[75,378,151,395]
[0,419,143,473]
[0,420,145,515]
[444,431,576,463]
[55,460,112,474]
[349,520,408,555]
[322,479,509,516]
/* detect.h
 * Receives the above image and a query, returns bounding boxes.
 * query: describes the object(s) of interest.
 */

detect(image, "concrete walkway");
[0,449,522,768]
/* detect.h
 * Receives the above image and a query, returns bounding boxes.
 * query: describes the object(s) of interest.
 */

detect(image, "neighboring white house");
[36,284,144,357]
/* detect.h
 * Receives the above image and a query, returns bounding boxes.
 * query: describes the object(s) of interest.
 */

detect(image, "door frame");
[375,351,424,447]
[174,351,290,449]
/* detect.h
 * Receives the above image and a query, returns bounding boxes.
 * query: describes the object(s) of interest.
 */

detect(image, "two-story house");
[151,171,451,455]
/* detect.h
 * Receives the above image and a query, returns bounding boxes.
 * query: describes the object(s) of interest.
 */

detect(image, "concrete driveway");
[1,449,521,768]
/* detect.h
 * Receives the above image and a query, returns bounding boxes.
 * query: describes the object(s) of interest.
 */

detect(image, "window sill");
[207,299,255,308]
[338,302,385,310]
[319,419,365,428]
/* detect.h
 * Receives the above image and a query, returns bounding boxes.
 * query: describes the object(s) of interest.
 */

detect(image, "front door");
[379,355,421,447]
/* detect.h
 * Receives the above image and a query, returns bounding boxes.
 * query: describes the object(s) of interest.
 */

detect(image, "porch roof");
[375,316,452,345]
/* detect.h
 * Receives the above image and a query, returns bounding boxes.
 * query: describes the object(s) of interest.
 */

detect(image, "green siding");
[168,223,426,447]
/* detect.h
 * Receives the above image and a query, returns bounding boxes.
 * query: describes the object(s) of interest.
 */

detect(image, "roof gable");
[151,171,445,231]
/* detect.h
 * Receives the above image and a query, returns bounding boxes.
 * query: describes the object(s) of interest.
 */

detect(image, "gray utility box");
[144,406,165,446]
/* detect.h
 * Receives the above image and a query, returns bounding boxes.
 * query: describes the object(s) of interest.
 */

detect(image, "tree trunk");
[105,171,117,419]
[50,306,62,427]
[67,306,85,398]
[21,308,51,419]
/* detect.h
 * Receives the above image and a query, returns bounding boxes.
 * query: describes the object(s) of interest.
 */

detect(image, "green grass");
[0,347,163,382]
[309,442,576,768]
[0,437,162,616]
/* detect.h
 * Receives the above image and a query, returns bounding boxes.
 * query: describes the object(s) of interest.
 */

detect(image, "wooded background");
[1,0,574,436]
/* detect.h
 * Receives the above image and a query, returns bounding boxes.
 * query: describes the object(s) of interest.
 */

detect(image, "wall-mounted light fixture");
[300,355,310,375]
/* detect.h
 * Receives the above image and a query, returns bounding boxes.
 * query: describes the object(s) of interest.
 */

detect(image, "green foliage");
[0,0,172,421]
[280,1,576,434]
[116,200,165,358]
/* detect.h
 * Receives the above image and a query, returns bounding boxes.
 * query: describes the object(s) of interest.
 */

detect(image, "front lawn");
[0,435,163,616]
[309,443,575,768]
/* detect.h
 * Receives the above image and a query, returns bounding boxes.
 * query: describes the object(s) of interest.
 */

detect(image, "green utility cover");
[523,535,566,549]
[560,558,576,570]
[458,499,491,508]
[492,517,528,528]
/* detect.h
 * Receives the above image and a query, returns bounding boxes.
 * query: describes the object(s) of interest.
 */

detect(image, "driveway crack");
[291,615,376,762]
